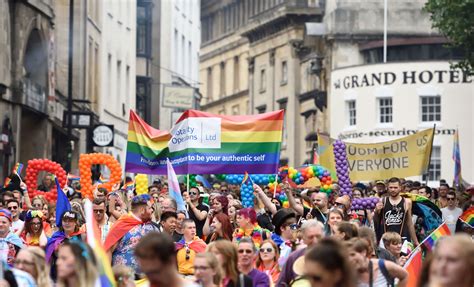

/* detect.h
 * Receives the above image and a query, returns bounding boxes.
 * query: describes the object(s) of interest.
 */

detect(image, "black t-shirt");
[172,231,183,242]
[187,202,209,238]
[303,206,328,224]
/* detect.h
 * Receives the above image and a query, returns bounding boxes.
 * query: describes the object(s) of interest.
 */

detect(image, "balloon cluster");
[333,140,352,197]
[277,192,289,208]
[240,181,255,208]
[135,174,148,195]
[79,153,122,199]
[279,165,334,195]
[222,174,270,185]
[25,159,67,202]
[351,197,379,210]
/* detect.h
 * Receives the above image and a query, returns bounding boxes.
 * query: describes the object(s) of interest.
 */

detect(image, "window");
[346,100,356,126]
[220,62,226,97]
[260,68,266,93]
[423,146,441,181]
[420,96,441,122]
[231,104,240,115]
[378,98,393,124]
[117,61,122,111]
[136,79,150,122]
[281,61,288,85]
[256,105,267,114]
[136,5,151,56]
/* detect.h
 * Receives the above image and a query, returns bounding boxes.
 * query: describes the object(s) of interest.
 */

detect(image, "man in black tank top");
[374,177,419,246]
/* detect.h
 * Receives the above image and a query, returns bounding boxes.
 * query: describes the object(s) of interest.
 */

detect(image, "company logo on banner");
[318,128,434,181]
[169,117,221,152]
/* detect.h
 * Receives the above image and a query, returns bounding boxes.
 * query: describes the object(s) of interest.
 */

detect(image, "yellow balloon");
[135,174,148,195]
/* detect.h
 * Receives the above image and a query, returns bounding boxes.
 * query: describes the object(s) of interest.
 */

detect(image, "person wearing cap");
[374,180,387,197]
[0,209,24,267]
[45,210,84,281]
[270,209,296,264]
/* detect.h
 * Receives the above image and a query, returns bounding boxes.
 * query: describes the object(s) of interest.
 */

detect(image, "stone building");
[200,0,327,167]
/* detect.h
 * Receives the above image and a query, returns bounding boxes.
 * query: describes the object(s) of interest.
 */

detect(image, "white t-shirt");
[11,219,24,234]
[441,207,462,234]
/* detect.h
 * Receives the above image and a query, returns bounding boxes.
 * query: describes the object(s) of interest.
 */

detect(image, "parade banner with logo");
[125,109,284,175]
[318,128,434,181]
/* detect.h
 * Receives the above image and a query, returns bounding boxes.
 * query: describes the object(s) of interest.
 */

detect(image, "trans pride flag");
[452,129,462,187]
[125,109,284,175]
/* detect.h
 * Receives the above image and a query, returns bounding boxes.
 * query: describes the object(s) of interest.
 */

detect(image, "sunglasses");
[7,206,18,210]
[189,191,198,196]
[259,248,273,253]
[289,223,298,230]
[238,249,253,254]
[221,189,228,192]
[447,198,456,201]
[93,209,105,214]
[185,244,191,260]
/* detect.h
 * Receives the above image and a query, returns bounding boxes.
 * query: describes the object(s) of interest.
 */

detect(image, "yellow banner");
[318,128,434,181]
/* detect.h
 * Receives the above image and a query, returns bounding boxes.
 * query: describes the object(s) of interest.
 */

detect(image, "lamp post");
[66,0,74,172]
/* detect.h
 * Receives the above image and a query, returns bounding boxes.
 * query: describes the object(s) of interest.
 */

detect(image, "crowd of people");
[0,173,473,287]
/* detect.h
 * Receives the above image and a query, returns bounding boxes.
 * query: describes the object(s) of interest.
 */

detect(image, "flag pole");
[187,174,190,194]
[424,124,436,185]
[383,0,388,63]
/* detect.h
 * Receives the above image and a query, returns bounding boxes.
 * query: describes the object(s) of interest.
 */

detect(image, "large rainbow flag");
[126,109,284,175]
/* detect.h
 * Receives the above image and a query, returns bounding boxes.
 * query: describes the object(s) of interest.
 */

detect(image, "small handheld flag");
[420,222,451,252]
[459,206,474,227]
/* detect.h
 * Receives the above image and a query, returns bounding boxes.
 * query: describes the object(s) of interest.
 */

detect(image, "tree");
[424,0,474,74]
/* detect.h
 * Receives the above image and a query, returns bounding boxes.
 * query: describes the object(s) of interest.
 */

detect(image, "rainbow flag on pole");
[84,199,116,287]
[421,222,451,252]
[459,206,474,227]
[452,129,462,187]
[403,248,422,287]
[3,163,23,187]
[126,109,284,175]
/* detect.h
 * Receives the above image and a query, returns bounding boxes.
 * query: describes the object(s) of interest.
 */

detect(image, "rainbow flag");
[67,174,80,181]
[452,129,462,187]
[126,109,284,175]
[121,181,135,190]
[3,163,23,187]
[459,206,474,227]
[98,175,109,184]
[84,199,116,287]
[403,248,422,287]
[421,222,451,251]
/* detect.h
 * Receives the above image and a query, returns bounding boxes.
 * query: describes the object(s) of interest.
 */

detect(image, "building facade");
[136,0,201,131]
[323,0,474,185]
[200,0,327,167]
[98,0,136,168]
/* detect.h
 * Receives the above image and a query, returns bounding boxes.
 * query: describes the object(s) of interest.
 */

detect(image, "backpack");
[378,259,395,287]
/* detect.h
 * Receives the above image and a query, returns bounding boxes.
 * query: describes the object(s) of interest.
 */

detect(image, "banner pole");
[187,174,190,193]
[424,124,436,185]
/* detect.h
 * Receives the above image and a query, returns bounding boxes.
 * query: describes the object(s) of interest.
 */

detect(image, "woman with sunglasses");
[14,246,51,287]
[19,210,48,247]
[207,240,252,287]
[256,240,280,286]
[206,213,233,243]
[194,252,222,287]
[45,210,84,281]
